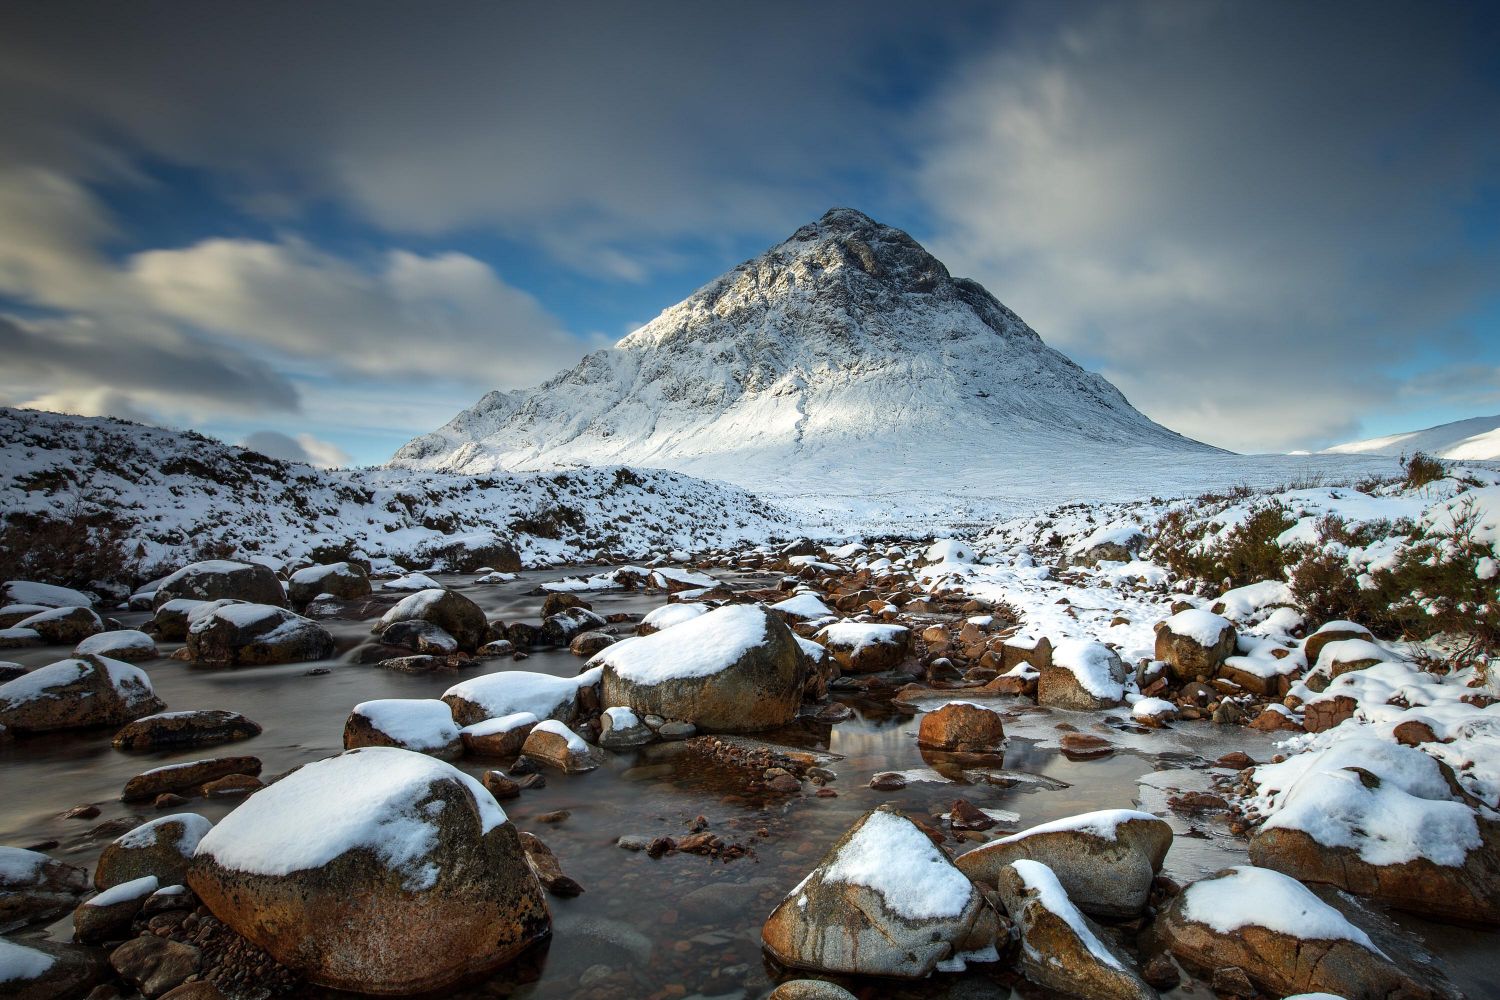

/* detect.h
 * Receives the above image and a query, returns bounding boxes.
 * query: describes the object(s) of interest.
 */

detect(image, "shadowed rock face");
[112,710,262,751]
[188,761,550,995]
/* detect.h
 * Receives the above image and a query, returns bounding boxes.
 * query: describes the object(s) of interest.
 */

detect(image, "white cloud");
[240,430,351,468]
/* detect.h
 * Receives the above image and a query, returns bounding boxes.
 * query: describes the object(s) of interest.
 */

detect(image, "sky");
[1,0,1497,467]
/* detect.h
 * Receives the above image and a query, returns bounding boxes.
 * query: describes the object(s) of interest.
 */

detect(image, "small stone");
[869,771,906,791]
[1059,732,1114,759]
[535,809,571,824]
[768,774,801,794]
[1211,965,1256,998]
[481,771,520,799]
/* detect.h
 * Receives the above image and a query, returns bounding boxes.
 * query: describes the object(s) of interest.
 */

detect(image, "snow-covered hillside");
[0,407,790,577]
[1325,414,1500,462]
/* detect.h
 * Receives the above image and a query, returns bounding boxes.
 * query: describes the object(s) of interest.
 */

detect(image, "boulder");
[1037,641,1127,711]
[999,634,1052,672]
[121,758,262,802]
[73,874,158,944]
[152,560,287,610]
[109,936,201,998]
[520,720,605,773]
[459,712,539,757]
[187,747,549,994]
[186,603,333,666]
[0,937,104,1000]
[151,599,239,642]
[1157,866,1434,1000]
[287,561,371,608]
[569,631,616,657]
[995,860,1157,1000]
[1131,697,1177,727]
[15,606,102,645]
[2,581,94,608]
[343,699,462,760]
[1303,620,1375,668]
[95,814,213,890]
[378,620,458,655]
[1154,610,1236,682]
[917,702,1005,752]
[957,809,1171,918]
[813,622,910,674]
[538,607,607,647]
[761,807,997,978]
[1314,638,1395,679]
[540,592,591,619]
[443,668,601,727]
[598,706,652,749]
[74,629,158,661]
[636,602,709,636]
[594,605,805,732]
[375,588,487,652]
[112,710,262,751]
[0,846,90,930]
[0,655,164,733]
[769,981,858,1000]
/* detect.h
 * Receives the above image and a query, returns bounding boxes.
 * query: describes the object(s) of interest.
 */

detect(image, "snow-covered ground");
[1325,413,1500,462]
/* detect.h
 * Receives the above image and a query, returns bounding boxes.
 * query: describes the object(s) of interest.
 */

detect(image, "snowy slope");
[0,407,790,575]
[1324,414,1500,462]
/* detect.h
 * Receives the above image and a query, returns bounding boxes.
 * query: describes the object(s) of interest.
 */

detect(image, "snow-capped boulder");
[376,588,487,652]
[186,603,334,666]
[1131,697,1177,727]
[999,634,1052,672]
[0,937,104,1000]
[813,621,910,674]
[1313,639,1397,679]
[0,655,163,732]
[95,814,212,890]
[2,581,94,609]
[112,709,261,751]
[1246,737,1500,924]
[957,809,1171,918]
[344,699,461,760]
[539,592,590,618]
[152,560,286,610]
[593,604,805,732]
[74,629,157,662]
[520,719,604,773]
[768,592,835,624]
[459,712,538,758]
[0,604,47,629]
[598,706,652,749]
[382,572,445,592]
[1037,640,1127,710]
[1154,610,1236,682]
[15,606,101,645]
[1069,525,1146,567]
[443,667,601,727]
[0,846,89,930]
[917,702,1005,752]
[150,598,237,641]
[761,807,997,978]
[636,602,709,635]
[924,539,976,565]
[287,561,371,608]
[538,606,607,647]
[187,747,549,994]
[1157,866,1431,1000]
[121,757,262,802]
[995,859,1156,1000]
[72,874,158,944]
[378,618,459,655]
[1303,620,1375,669]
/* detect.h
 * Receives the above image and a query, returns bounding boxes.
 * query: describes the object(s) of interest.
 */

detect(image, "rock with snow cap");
[1154,610,1236,682]
[538,606,607,647]
[72,874,158,944]
[443,667,601,727]
[598,706,652,748]
[152,560,287,610]
[0,846,90,930]
[995,859,1157,1000]
[958,809,1171,918]
[1069,524,1146,567]
[635,602,710,636]
[0,937,105,1000]
[185,603,334,666]
[761,806,997,978]
[287,561,371,608]
[74,628,157,661]
[1156,866,1436,1000]
[121,758,262,802]
[1302,620,1375,670]
[375,587,487,652]
[594,604,805,732]
[0,654,164,732]
[459,712,539,757]
[187,747,549,995]
[1037,640,1127,710]
[95,814,213,890]
[344,699,462,760]
[14,606,102,645]
[813,621,910,674]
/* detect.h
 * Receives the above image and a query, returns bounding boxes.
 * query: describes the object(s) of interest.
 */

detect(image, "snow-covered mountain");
[392,209,1219,495]
[1324,415,1500,462]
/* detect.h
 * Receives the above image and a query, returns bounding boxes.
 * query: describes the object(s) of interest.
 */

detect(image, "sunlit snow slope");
[1325,415,1500,462]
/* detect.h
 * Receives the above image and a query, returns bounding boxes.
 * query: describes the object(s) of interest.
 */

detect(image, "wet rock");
[376,653,448,673]
[1211,965,1256,998]
[0,846,90,930]
[595,605,806,732]
[569,630,616,657]
[1157,866,1434,1000]
[1154,610,1236,683]
[17,606,103,645]
[813,622,911,674]
[482,771,521,799]
[152,560,287,610]
[187,747,550,995]
[0,937,105,1000]
[343,698,461,760]
[761,806,996,978]
[957,809,1172,918]
[287,562,371,608]
[869,772,906,791]
[112,710,262,751]
[1060,733,1115,759]
[94,814,212,890]
[521,720,605,773]
[539,607,607,647]
[540,593,591,619]
[658,720,697,739]
[917,702,1005,752]
[598,706,652,749]
[200,773,262,798]
[185,604,334,666]
[0,655,164,733]
[995,860,1157,1000]
[121,757,262,802]
[518,831,583,897]
[948,799,997,831]
[378,620,458,655]
[73,874,158,944]
[109,936,201,997]
[769,980,858,1000]
[375,588,487,653]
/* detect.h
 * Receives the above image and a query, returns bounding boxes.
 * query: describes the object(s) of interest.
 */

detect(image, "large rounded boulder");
[592,604,805,732]
[287,562,372,608]
[152,560,288,610]
[186,603,334,666]
[187,747,549,995]
[0,846,90,929]
[0,655,164,732]
[375,588,487,653]
[1154,610,1236,683]
[1036,640,1127,711]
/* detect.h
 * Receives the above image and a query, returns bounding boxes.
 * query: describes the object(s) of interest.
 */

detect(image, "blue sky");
[1,1,1497,466]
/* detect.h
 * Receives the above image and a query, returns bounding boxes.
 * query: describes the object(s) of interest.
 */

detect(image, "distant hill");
[1325,415,1500,462]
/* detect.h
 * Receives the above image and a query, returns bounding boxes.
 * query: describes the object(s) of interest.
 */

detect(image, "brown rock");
[1393,719,1438,746]
[152,561,287,610]
[1303,695,1358,733]
[0,846,90,929]
[121,756,262,802]
[518,831,583,897]
[917,702,1005,752]
[112,710,261,751]
[95,814,211,890]
[0,655,164,733]
[108,936,201,998]
[1060,733,1114,759]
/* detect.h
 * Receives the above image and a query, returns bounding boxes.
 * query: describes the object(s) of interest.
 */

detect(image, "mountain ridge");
[1324,414,1500,462]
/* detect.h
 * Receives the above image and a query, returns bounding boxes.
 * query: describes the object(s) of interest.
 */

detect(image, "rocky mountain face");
[391,209,1216,495]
